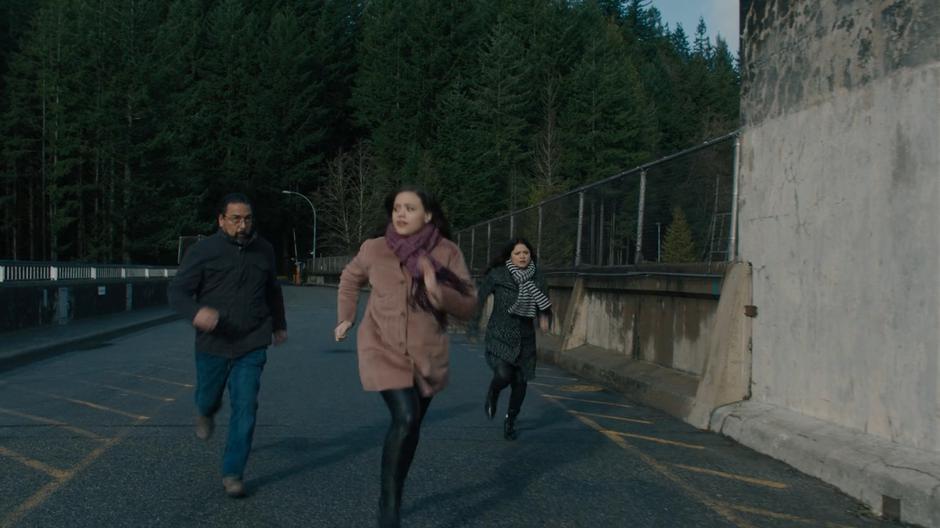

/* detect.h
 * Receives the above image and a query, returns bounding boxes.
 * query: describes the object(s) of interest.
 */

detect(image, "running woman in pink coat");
[336,186,476,528]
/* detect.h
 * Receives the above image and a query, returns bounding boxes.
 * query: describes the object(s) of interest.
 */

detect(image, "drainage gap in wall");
[882,495,900,522]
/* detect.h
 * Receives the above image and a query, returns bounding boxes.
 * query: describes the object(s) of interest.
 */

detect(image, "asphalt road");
[0,287,900,527]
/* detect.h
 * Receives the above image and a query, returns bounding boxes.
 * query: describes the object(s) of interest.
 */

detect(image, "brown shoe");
[222,476,246,498]
[195,415,214,441]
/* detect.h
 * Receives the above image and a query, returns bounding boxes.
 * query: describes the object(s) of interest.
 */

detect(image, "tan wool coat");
[338,236,477,396]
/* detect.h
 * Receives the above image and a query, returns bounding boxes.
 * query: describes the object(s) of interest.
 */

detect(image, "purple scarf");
[385,222,444,279]
[384,222,470,329]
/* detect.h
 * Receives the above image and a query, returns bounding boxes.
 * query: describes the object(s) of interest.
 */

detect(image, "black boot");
[503,411,518,441]
[378,502,400,528]
[484,386,499,420]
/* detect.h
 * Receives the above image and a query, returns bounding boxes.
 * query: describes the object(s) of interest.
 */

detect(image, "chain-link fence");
[455,131,740,273]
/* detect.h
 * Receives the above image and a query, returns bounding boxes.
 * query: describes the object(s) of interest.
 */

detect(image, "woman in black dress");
[474,238,551,440]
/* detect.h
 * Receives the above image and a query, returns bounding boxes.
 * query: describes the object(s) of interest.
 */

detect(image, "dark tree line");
[0,0,738,266]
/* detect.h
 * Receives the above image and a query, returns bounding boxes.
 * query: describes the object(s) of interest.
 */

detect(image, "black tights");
[489,358,527,416]
[378,388,432,527]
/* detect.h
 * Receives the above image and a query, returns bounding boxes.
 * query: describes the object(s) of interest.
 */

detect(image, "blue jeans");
[194,347,267,479]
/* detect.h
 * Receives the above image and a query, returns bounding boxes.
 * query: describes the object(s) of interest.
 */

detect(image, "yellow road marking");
[1,382,189,528]
[146,364,190,374]
[0,408,102,440]
[538,374,579,381]
[673,464,788,489]
[558,384,605,392]
[607,431,706,450]
[0,446,69,479]
[2,386,150,421]
[60,397,150,421]
[1,437,121,528]
[568,410,653,425]
[551,403,755,528]
[118,372,193,388]
[78,381,175,402]
[541,394,633,408]
[543,390,851,528]
[529,382,557,388]
[723,503,858,528]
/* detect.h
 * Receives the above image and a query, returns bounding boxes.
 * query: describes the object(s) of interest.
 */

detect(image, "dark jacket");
[474,265,549,366]
[169,230,287,358]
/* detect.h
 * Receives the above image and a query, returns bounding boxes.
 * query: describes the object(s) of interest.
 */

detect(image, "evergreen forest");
[0,0,739,266]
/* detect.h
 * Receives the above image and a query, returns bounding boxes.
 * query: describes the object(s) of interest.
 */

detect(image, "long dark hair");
[487,237,538,273]
[382,185,453,240]
[383,185,469,330]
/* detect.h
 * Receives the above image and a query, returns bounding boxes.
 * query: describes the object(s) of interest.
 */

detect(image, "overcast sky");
[649,0,740,56]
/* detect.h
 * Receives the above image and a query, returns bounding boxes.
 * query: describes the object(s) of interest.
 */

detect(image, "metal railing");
[0,261,177,284]
[310,256,352,275]
[454,131,740,273]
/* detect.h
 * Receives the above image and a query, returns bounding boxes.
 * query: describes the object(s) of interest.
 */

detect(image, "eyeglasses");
[224,215,253,225]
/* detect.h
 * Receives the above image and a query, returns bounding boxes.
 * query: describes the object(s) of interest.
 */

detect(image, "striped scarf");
[506,260,551,318]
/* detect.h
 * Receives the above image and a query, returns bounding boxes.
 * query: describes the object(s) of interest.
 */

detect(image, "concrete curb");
[0,312,182,373]
[711,401,940,527]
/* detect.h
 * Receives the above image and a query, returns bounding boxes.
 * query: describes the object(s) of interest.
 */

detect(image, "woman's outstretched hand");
[419,256,443,309]
[538,314,550,333]
[335,320,353,341]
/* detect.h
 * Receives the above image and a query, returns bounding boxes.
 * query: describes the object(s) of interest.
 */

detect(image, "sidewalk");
[0,307,180,372]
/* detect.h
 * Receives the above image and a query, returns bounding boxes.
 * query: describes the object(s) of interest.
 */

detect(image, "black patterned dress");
[475,266,548,382]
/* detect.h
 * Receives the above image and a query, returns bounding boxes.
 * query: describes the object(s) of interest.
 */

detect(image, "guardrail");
[310,256,351,275]
[0,261,176,284]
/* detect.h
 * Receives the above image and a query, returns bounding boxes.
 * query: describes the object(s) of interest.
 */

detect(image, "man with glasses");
[169,193,287,498]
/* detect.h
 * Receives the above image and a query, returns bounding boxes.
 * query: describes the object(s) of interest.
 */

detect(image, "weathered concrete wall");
[533,263,752,429]
[739,0,940,455]
[0,281,170,333]
[551,272,723,375]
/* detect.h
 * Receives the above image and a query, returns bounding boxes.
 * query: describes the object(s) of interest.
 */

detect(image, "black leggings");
[489,357,527,416]
[379,388,432,525]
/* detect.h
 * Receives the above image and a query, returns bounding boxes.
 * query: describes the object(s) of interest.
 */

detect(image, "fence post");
[634,169,647,264]
[575,191,585,267]
[537,205,543,258]
[470,227,476,272]
[609,210,615,264]
[728,133,741,261]
[0,265,4,283]
[598,201,605,265]
[51,266,58,281]
[57,287,70,325]
[486,222,492,264]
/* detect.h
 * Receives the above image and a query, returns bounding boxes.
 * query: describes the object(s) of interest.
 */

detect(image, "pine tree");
[467,10,531,213]
[561,8,656,186]
[433,78,497,225]
[661,206,697,263]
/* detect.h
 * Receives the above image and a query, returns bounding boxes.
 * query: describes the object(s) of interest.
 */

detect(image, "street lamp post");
[281,190,317,280]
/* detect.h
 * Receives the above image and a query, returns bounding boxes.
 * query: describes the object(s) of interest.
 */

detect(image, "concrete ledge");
[537,334,698,419]
[711,401,940,527]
